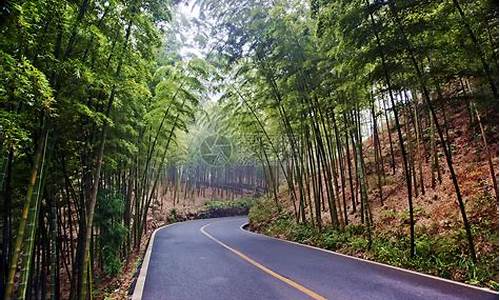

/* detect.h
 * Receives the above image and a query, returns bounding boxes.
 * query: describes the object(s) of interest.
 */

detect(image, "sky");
[173,0,223,103]
[176,1,205,59]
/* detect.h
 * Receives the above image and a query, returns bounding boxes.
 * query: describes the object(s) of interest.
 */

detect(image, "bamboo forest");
[0,0,498,299]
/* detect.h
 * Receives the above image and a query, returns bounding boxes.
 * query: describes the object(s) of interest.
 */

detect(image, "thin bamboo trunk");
[472,102,498,201]
[4,127,48,300]
[389,0,476,262]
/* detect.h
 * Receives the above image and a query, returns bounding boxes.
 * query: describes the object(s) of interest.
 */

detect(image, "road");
[133,216,498,300]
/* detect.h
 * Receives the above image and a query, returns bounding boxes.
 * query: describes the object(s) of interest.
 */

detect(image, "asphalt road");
[135,216,498,300]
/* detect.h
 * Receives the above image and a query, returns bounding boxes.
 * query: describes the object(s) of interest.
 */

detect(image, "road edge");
[131,217,250,299]
[131,222,179,300]
[240,222,499,295]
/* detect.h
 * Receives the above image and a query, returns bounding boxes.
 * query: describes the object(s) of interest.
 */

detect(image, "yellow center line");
[200,222,328,300]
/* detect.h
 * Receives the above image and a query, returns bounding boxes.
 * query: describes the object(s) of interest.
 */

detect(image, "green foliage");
[321,230,346,250]
[95,190,128,276]
[199,198,256,218]
[0,51,54,151]
[204,198,254,210]
[168,208,179,223]
[248,197,280,226]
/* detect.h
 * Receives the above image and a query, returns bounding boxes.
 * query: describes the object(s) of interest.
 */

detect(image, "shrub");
[249,197,278,226]
[321,229,348,250]
[95,189,128,276]
[168,208,178,223]
[202,197,255,218]
[205,197,254,210]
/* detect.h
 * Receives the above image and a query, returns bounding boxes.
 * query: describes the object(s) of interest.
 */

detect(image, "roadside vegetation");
[167,197,256,222]
[249,194,498,290]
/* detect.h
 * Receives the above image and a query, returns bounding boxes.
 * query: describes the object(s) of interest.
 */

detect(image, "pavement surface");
[137,216,498,300]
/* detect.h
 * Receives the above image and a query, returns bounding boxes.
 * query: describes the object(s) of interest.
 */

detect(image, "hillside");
[249,94,499,289]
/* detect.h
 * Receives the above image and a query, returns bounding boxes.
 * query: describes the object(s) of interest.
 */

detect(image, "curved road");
[133,216,497,300]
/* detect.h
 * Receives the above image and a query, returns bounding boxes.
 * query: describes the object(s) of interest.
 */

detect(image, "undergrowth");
[204,197,255,210]
[167,197,256,222]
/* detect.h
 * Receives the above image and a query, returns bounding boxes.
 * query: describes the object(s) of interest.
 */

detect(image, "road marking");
[239,222,499,295]
[200,222,328,300]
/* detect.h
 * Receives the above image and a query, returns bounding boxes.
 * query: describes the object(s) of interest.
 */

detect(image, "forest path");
[133,216,497,300]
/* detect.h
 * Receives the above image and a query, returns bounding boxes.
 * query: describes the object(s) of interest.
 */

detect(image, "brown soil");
[275,97,498,259]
